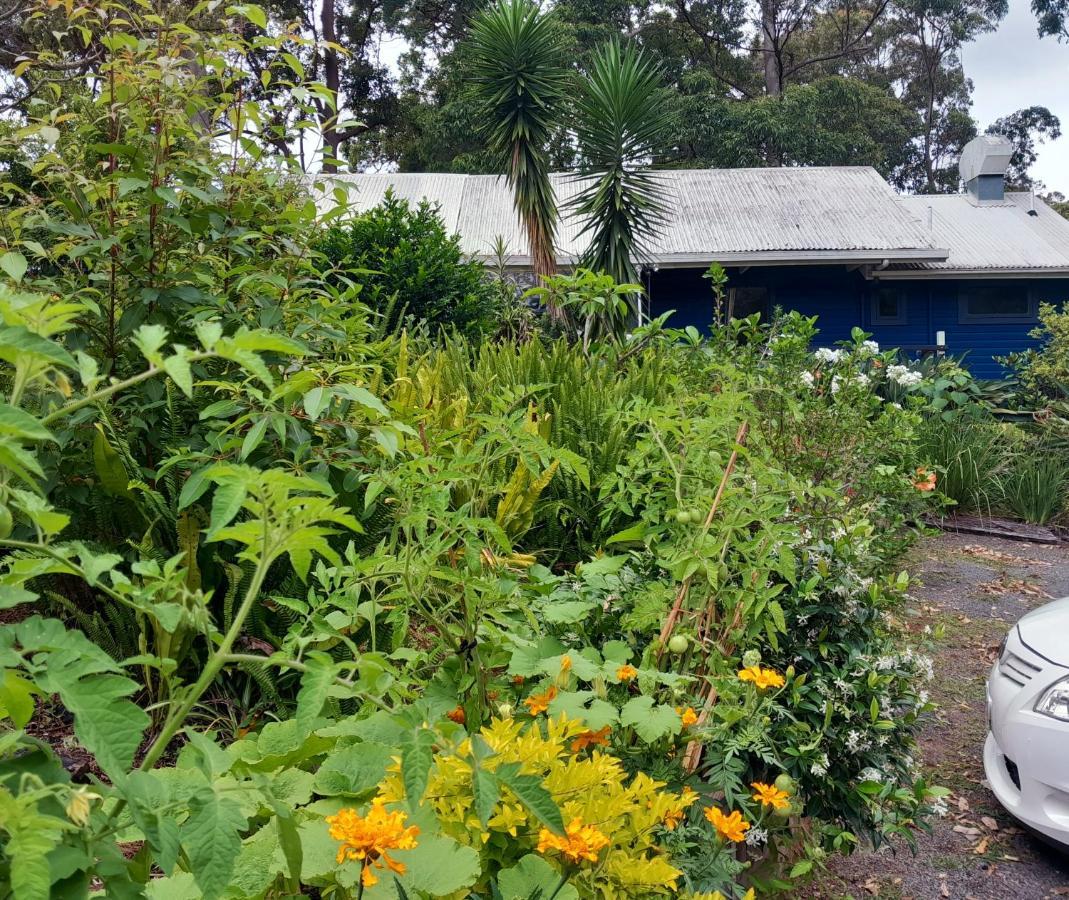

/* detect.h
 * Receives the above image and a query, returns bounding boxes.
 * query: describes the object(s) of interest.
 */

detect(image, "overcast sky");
[964,0,1068,195]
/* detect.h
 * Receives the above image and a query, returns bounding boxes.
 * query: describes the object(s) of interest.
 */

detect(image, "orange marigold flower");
[523,685,558,715]
[913,467,937,492]
[737,665,786,690]
[537,817,610,864]
[446,706,466,725]
[570,725,611,754]
[751,781,791,810]
[616,664,639,682]
[703,806,750,843]
[326,797,420,887]
[513,675,525,685]
[677,706,699,727]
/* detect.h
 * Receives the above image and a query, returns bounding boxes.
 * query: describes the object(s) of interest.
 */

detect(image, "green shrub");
[918,418,1008,513]
[996,444,1069,524]
[1003,302,1069,401]
[318,190,499,336]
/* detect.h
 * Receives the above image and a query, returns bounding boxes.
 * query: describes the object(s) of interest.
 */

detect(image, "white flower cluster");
[745,827,769,847]
[811,753,830,777]
[887,364,923,388]
[860,340,880,354]
[800,370,816,388]
[814,347,844,364]
[858,766,884,784]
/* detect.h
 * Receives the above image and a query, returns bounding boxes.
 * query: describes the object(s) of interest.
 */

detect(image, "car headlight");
[1034,675,1069,721]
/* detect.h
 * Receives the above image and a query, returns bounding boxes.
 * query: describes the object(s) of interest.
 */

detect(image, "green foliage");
[318,191,499,336]
[570,40,672,286]
[1003,302,1069,401]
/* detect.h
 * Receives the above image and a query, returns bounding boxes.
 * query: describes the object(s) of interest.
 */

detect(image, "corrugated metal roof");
[885,193,1069,276]
[316,167,948,267]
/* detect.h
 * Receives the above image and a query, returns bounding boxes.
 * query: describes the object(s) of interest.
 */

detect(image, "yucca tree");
[571,39,672,294]
[470,0,569,304]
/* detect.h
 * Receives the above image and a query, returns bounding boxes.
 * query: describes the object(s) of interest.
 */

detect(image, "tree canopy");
[0,0,1060,193]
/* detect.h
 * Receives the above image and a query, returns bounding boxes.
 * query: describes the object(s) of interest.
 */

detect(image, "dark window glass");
[875,288,900,321]
[962,287,1030,317]
[730,287,769,319]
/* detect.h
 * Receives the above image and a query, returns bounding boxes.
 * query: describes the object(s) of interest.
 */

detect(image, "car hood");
[1017,595,1069,665]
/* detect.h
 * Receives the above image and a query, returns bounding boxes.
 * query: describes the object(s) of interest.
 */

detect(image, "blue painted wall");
[646,266,1069,380]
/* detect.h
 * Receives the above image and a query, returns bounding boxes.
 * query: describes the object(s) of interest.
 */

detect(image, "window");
[729,286,770,320]
[872,286,907,325]
[958,285,1035,323]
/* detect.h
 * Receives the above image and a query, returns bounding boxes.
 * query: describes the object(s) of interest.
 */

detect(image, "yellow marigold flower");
[523,685,558,715]
[737,665,785,690]
[616,663,639,682]
[677,706,699,727]
[537,817,610,864]
[326,797,420,887]
[570,725,611,753]
[703,806,750,843]
[751,781,791,810]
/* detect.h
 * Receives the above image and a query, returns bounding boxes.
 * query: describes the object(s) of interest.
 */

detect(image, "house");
[319,136,1069,379]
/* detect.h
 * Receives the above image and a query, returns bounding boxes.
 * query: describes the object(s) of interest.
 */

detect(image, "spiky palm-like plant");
[470,0,569,300]
[571,39,672,295]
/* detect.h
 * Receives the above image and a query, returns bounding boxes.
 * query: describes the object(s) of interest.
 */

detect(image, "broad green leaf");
[59,673,150,778]
[497,853,578,900]
[295,651,334,732]
[0,325,75,369]
[0,669,38,727]
[0,404,53,442]
[335,384,388,415]
[302,386,330,420]
[389,835,481,898]
[240,417,269,460]
[0,251,27,283]
[0,584,37,610]
[399,725,436,805]
[180,776,248,900]
[164,352,194,398]
[208,479,247,536]
[495,762,564,834]
[619,696,681,744]
[312,742,393,797]
[92,426,130,497]
[471,762,499,829]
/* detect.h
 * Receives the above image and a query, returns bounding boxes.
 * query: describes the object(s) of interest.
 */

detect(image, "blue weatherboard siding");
[646,266,1069,380]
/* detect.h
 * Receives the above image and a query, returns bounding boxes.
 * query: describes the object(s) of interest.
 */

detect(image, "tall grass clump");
[996,444,1069,525]
[918,418,1008,514]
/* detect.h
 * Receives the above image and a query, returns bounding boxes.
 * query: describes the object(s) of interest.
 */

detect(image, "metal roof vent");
[959,135,1013,204]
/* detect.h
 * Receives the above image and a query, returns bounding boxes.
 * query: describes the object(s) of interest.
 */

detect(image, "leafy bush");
[1003,302,1069,401]
[318,191,499,336]
[0,5,949,899]
[996,443,1069,524]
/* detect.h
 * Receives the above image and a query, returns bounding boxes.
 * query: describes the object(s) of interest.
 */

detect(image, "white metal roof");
[315,167,948,268]
[881,193,1069,278]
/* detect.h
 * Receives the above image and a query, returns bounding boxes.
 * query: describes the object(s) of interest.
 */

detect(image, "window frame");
[871,285,908,325]
[957,285,1038,324]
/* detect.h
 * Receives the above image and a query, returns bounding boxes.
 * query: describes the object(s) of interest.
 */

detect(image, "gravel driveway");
[814,531,1069,900]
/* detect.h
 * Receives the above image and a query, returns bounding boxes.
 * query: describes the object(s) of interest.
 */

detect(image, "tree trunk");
[760,0,782,97]
[320,0,342,172]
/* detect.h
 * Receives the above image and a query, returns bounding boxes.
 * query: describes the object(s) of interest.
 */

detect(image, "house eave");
[873,267,1069,280]
[497,248,950,271]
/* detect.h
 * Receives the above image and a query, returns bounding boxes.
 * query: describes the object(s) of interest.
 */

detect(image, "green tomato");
[687,509,704,524]
[0,504,12,540]
[667,634,689,654]
[774,774,797,796]
[674,510,690,524]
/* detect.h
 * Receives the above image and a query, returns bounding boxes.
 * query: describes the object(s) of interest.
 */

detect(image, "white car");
[985,596,1069,851]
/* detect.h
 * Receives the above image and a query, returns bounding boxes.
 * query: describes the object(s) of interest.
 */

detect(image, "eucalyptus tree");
[469,0,570,294]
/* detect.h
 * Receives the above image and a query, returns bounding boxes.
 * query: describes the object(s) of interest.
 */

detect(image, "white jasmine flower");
[800,370,816,388]
[814,347,843,364]
[811,754,830,776]
[861,340,880,353]
[932,796,949,817]
[746,826,769,846]
[858,767,883,783]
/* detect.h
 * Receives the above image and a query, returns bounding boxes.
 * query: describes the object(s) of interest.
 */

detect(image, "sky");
[964,0,1069,195]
